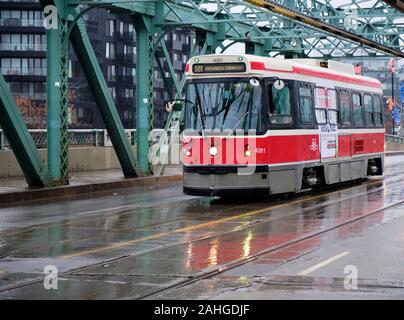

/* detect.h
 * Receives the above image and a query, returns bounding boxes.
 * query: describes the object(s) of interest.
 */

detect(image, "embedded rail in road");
[1,156,404,299]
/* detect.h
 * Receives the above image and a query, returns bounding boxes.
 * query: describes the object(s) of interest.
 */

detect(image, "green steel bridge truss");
[0,0,403,186]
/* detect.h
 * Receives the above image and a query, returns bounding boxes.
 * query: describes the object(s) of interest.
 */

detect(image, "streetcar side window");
[314,86,329,125]
[352,92,363,127]
[298,85,314,124]
[373,95,383,127]
[364,94,374,126]
[338,89,351,128]
[268,83,292,124]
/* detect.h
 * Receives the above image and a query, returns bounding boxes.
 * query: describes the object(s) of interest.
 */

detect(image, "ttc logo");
[310,139,319,152]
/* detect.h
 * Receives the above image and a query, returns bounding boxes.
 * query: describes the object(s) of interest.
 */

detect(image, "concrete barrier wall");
[386,142,404,152]
[0,147,136,178]
[1,142,403,178]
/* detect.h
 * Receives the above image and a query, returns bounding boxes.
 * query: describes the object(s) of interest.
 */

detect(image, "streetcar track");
[1,161,404,296]
[138,193,404,300]
[0,169,402,262]
[1,160,402,239]
[0,169,403,295]
[206,275,404,296]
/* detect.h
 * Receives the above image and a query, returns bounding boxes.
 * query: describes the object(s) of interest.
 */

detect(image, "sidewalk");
[0,167,183,206]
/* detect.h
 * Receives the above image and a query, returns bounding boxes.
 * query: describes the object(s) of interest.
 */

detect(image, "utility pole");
[390,58,396,135]
[392,70,395,135]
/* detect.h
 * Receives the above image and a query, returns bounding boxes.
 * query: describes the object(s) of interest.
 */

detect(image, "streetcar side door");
[336,88,353,158]
[315,86,338,161]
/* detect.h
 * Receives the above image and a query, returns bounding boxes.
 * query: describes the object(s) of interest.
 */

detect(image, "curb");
[0,174,182,207]
[385,151,404,156]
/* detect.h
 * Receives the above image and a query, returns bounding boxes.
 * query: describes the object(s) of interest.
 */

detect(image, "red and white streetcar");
[180,54,385,197]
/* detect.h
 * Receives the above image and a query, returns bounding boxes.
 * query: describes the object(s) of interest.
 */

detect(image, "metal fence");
[1,131,401,151]
[385,134,404,145]
[0,129,136,151]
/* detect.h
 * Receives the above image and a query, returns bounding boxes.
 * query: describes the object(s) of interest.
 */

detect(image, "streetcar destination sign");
[193,63,246,74]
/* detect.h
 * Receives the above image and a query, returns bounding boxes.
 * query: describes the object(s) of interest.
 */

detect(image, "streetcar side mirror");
[164,99,183,113]
[165,100,175,113]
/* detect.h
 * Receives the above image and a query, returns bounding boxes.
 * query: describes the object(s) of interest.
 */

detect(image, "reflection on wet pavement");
[0,157,404,299]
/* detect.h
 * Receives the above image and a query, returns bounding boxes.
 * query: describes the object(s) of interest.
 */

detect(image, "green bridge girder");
[40,0,139,182]
[1,0,404,186]
[0,75,53,187]
[106,0,404,58]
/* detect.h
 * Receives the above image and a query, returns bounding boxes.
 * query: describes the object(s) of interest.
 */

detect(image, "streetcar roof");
[185,54,382,92]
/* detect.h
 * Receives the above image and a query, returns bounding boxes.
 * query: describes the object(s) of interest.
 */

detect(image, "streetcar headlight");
[186,149,192,157]
[245,145,251,157]
[209,146,218,156]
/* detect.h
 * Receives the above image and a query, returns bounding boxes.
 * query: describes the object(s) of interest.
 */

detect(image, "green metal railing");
[386,134,404,144]
[0,129,136,150]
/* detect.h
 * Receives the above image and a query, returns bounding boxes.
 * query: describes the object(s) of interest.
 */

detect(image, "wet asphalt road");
[0,156,404,299]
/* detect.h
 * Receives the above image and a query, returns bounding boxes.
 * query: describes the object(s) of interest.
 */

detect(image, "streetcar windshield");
[184,79,262,134]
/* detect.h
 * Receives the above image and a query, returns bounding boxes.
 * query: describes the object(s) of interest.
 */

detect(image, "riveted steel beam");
[379,0,404,13]
[134,14,154,174]
[0,75,53,187]
[40,0,139,179]
[69,19,138,177]
[245,0,404,57]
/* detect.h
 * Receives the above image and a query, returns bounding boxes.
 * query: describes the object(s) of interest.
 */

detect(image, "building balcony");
[117,75,136,84]
[12,91,46,100]
[1,67,46,76]
[0,43,46,52]
[0,0,39,3]
[0,18,43,28]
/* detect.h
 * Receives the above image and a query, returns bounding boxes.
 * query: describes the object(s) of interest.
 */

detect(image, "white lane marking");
[298,251,350,276]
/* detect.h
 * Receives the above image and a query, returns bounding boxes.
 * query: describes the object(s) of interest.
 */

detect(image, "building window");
[124,88,134,98]
[106,42,116,59]
[107,65,116,82]
[109,86,116,100]
[0,57,46,76]
[124,45,135,61]
[119,22,124,37]
[0,10,43,27]
[128,24,135,41]
[123,109,133,120]
[106,19,115,37]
